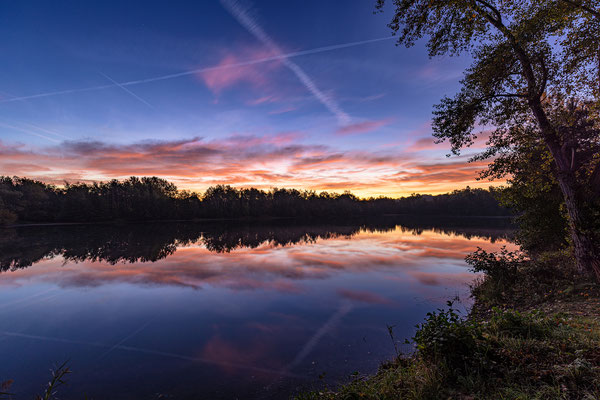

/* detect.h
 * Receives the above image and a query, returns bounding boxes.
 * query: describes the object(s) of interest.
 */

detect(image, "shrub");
[413,302,488,377]
[466,246,525,283]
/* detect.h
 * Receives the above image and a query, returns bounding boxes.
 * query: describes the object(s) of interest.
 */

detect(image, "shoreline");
[2,214,515,229]
[296,257,600,399]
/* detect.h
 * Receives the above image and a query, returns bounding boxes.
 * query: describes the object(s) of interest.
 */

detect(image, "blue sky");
[0,0,493,196]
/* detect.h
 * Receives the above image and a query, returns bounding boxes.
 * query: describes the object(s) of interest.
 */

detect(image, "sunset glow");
[0,1,500,196]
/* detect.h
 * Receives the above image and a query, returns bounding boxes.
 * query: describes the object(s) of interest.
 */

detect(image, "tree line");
[0,175,510,224]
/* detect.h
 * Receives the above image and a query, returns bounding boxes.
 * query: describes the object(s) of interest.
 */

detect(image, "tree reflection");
[0,216,513,272]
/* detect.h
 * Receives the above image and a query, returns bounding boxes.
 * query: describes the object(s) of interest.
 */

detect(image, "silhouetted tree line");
[0,176,511,225]
[0,217,513,272]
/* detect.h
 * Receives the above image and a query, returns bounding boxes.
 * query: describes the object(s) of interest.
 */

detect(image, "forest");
[0,175,510,224]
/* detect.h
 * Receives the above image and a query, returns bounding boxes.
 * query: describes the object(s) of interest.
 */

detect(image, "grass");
[1,361,71,400]
[294,250,600,400]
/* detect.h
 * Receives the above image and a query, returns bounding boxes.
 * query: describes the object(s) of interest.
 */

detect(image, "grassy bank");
[296,250,600,400]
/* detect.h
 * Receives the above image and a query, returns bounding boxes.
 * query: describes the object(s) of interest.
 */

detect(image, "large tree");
[377,0,600,280]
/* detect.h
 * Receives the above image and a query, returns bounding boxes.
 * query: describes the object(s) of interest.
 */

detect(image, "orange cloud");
[1,226,515,291]
[407,137,438,151]
[0,132,502,197]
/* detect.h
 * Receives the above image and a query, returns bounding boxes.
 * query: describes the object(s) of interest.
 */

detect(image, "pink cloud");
[246,95,278,106]
[407,137,438,151]
[199,48,281,94]
[406,130,490,152]
[335,118,392,136]
[268,106,297,115]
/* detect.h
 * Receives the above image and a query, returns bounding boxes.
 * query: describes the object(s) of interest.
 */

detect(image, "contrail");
[0,121,61,143]
[18,121,71,140]
[97,320,151,360]
[284,301,353,372]
[0,118,71,140]
[220,0,351,125]
[0,288,57,310]
[0,35,393,104]
[1,330,305,378]
[100,72,154,109]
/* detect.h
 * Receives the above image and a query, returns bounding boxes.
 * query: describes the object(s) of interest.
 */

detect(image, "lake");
[0,217,514,399]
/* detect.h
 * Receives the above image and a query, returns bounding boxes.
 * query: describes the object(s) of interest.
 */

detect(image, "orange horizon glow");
[0,134,504,199]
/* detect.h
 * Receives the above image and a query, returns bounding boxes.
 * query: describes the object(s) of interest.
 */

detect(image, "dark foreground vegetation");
[0,176,509,224]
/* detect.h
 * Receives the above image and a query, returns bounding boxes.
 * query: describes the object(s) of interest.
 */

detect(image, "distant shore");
[2,213,515,229]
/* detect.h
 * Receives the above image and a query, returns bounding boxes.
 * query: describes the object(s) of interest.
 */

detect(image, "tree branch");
[474,0,503,23]
[559,0,600,19]
[481,93,529,100]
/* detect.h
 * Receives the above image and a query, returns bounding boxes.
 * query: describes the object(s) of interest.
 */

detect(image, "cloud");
[335,119,393,136]
[336,289,394,305]
[406,137,438,151]
[199,48,281,95]
[219,0,351,124]
[406,130,491,152]
[0,132,502,197]
[1,226,515,292]
[0,37,394,104]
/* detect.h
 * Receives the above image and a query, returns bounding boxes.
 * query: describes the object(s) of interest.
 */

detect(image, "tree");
[377,0,600,280]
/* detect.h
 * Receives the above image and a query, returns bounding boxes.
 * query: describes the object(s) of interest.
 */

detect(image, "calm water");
[0,217,514,399]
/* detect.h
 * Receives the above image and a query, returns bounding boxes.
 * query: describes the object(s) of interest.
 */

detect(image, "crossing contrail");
[100,72,155,109]
[220,0,352,125]
[97,320,151,360]
[0,37,394,104]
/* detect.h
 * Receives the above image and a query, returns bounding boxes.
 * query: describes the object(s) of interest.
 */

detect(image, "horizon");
[0,0,499,197]
[3,174,497,200]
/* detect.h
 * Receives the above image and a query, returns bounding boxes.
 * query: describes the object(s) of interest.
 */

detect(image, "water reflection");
[0,217,513,399]
[1,216,511,271]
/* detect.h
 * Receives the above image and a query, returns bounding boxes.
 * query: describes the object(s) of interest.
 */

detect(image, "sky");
[0,0,499,197]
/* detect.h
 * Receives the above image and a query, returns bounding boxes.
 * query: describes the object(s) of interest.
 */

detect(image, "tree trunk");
[480,0,600,281]
[552,150,600,282]
[528,99,600,282]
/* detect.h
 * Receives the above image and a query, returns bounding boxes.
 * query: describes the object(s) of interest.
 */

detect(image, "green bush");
[466,246,525,283]
[413,302,488,377]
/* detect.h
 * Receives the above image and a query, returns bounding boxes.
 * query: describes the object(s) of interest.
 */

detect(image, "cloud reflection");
[0,218,515,295]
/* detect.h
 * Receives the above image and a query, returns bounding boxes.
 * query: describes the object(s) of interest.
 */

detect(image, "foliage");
[412,301,488,377]
[376,0,600,278]
[467,246,592,307]
[296,303,600,400]
[0,176,511,224]
[36,361,71,400]
[466,246,525,289]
